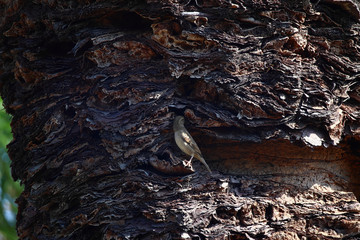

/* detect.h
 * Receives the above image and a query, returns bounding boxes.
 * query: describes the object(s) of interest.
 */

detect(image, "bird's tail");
[199,157,212,173]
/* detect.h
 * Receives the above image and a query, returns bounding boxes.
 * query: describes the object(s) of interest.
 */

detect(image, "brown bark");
[0,0,360,239]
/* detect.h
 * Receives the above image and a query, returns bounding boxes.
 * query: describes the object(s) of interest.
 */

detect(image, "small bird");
[173,116,212,173]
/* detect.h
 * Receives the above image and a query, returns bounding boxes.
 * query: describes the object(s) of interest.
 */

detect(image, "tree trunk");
[1,0,360,239]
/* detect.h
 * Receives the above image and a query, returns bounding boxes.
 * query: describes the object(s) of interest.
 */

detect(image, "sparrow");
[173,116,212,173]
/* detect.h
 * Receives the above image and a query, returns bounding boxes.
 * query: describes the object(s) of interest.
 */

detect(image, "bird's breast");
[174,131,193,156]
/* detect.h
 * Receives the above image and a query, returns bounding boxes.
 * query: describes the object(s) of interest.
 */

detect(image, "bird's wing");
[180,130,202,155]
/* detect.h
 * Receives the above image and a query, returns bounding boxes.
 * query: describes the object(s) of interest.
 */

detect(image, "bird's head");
[173,116,185,131]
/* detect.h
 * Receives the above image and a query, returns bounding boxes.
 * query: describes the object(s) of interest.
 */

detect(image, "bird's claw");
[184,159,192,167]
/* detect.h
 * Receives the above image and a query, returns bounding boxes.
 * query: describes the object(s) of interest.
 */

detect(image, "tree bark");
[1,0,360,239]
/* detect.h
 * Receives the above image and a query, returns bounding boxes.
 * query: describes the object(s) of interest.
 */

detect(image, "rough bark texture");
[0,0,360,239]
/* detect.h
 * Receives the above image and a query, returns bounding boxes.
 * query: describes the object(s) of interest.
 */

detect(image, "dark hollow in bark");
[0,0,360,239]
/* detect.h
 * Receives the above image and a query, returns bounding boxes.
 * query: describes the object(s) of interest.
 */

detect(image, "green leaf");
[0,98,23,240]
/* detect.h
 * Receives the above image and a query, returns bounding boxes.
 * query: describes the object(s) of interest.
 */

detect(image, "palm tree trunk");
[0,0,359,239]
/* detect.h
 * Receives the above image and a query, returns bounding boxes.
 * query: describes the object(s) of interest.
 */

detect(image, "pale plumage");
[173,116,211,173]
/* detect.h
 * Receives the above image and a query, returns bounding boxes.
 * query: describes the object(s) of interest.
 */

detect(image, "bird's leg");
[184,154,194,167]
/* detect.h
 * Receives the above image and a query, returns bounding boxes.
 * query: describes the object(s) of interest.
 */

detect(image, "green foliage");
[0,98,23,240]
